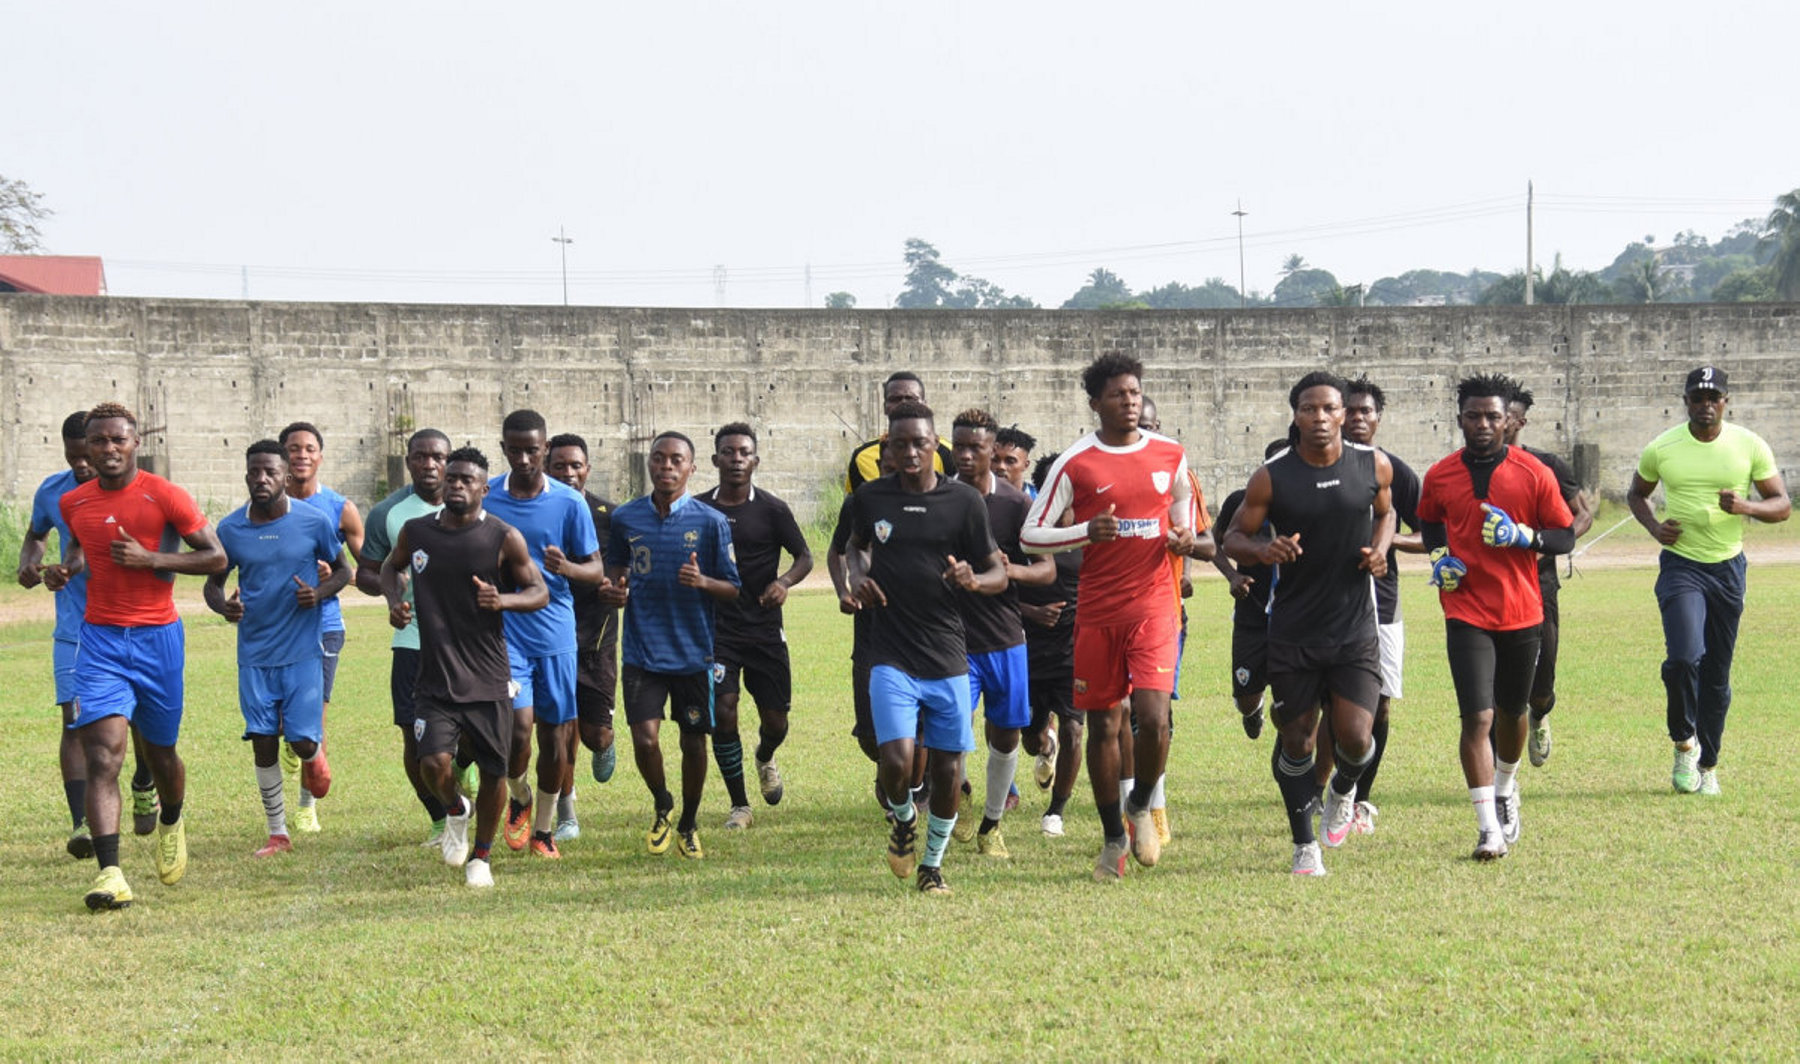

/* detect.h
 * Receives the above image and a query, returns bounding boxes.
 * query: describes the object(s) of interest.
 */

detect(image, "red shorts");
[1071,612,1179,711]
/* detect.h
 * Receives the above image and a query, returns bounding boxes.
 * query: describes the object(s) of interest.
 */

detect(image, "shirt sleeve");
[1391,458,1422,533]
[29,481,55,536]
[1536,463,1574,529]
[1186,472,1210,533]
[963,492,1000,566]
[1750,432,1778,482]
[711,515,741,588]
[1637,440,1661,482]
[362,498,394,565]
[829,494,856,553]
[567,494,601,558]
[774,500,810,560]
[603,512,629,568]
[1020,451,1087,554]
[1416,465,1445,524]
[1166,452,1192,531]
[163,481,208,537]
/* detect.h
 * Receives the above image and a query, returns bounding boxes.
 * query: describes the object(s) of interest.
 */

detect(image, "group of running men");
[20,354,1787,905]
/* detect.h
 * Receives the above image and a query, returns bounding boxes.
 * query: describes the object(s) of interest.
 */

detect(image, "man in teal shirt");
[1629,366,1789,795]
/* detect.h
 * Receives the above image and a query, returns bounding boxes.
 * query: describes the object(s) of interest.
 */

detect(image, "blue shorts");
[320,629,346,703]
[967,645,1030,730]
[509,647,579,725]
[53,638,79,705]
[71,621,185,747]
[240,658,325,743]
[870,665,975,753]
[1172,619,1188,701]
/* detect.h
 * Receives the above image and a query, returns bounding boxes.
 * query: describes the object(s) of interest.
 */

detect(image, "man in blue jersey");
[604,431,741,860]
[205,441,351,857]
[355,428,458,844]
[278,422,365,833]
[484,410,606,859]
[16,409,103,856]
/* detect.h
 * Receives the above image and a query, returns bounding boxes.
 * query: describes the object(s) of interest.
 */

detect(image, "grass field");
[3,561,1798,1060]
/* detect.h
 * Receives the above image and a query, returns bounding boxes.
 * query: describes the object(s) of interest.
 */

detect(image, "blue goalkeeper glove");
[1429,547,1467,591]
[1480,503,1537,549]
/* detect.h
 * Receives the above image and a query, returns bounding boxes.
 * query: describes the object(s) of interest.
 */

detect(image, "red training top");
[61,471,207,627]
[1418,447,1573,632]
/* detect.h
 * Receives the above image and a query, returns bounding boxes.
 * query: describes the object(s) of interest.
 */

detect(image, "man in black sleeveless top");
[1223,371,1395,877]
[381,447,547,888]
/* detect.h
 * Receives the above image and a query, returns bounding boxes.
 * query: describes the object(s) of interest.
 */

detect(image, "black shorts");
[622,664,714,735]
[1445,619,1542,719]
[849,660,875,743]
[1267,636,1381,727]
[1231,623,1269,700]
[416,693,511,778]
[1027,666,1079,733]
[713,639,792,715]
[1530,584,1560,705]
[390,647,421,729]
[576,646,618,731]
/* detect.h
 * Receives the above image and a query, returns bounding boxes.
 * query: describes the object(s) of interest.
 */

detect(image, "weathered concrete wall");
[4,296,1797,522]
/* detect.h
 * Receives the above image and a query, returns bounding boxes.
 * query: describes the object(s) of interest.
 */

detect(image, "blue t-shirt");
[605,492,740,674]
[292,486,349,633]
[29,469,91,643]
[484,474,599,658]
[217,501,341,667]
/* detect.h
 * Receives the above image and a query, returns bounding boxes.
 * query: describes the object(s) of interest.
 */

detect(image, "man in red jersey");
[1418,374,1574,861]
[1021,352,1197,881]
[59,402,228,910]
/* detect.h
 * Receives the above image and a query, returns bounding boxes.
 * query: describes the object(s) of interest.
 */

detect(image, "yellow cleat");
[676,828,704,860]
[976,828,1011,859]
[292,804,321,834]
[1151,806,1171,846]
[646,808,673,855]
[951,788,976,843]
[85,865,134,911]
[155,817,187,886]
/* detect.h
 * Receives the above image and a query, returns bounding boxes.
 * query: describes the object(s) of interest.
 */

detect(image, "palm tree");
[1280,254,1308,277]
[1762,189,1800,300]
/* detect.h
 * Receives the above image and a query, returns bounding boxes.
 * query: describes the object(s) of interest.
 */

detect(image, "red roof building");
[0,255,107,295]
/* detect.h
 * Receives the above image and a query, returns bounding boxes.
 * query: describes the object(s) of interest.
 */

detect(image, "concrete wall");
[4,296,1797,523]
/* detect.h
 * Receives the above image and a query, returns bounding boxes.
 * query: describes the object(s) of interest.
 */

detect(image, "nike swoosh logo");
[1096,484,1113,494]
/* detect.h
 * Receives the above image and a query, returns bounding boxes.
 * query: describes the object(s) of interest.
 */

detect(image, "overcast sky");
[8,2,1789,308]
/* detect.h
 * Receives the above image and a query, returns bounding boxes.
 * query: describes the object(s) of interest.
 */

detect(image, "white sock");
[1470,785,1498,833]
[1119,777,1136,817]
[1148,773,1167,811]
[256,762,286,836]
[508,774,532,805]
[984,744,1020,821]
[1494,757,1520,798]
[534,789,558,834]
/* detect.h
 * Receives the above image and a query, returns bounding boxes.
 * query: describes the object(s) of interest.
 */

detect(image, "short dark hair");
[547,432,588,457]
[651,430,695,457]
[61,410,89,440]
[1265,437,1291,460]
[951,408,998,433]
[1288,370,1348,411]
[1456,373,1520,410]
[279,421,322,448]
[447,446,489,471]
[714,422,756,450]
[408,428,451,451]
[995,425,1036,453]
[246,438,287,462]
[888,400,934,425]
[1343,375,1386,413]
[85,402,136,431]
[502,409,547,437]
[1031,451,1060,491]
[1511,386,1536,412]
[1081,352,1144,400]
[884,371,924,399]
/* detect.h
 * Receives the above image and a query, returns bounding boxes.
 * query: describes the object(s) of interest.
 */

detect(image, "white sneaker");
[1473,828,1508,861]
[1320,784,1355,848]
[1497,789,1521,845]
[464,857,494,888]
[1291,841,1327,876]
[1034,729,1058,790]
[1351,800,1378,836]
[1126,806,1161,867]
[1698,768,1721,796]
[1529,715,1552,766]
[1672,741,1702,793]
[724,805,753,830]
[553,816,581,842]
[1041,812,1065,837]
[441,800,472,867]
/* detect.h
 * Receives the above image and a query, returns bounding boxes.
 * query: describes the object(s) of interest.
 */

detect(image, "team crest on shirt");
[684,529,699,548]
[411,549,429,573]
[874,519,893,543]
[1151,470,1171,494]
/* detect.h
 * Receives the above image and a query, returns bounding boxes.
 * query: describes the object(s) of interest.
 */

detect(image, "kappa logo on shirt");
[874,519,893,544]
[411,549,429,573]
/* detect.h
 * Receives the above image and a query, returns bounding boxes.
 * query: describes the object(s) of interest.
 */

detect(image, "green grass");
[3,566,1799,1060]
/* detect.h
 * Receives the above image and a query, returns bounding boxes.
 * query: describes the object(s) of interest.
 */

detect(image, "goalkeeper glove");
[1480,503,1537,549]
[1429,547,1467,591]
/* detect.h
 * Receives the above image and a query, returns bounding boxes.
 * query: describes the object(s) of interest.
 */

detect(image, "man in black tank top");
[381,448,547,889]
[1223,371,1395,877]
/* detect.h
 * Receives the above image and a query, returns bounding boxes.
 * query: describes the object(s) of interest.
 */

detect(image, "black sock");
[1047,793,1069,817]
[1097,796,1125,839]
[448,795,468,817]
[713,733,750,807]
[94,832,120,870]
[422,794,447,821]
[1273,744,1320,844]
[64,780,86,829]
[754,722,787,765]
[1126,785,1151,814]
[1530,693,1556,723]
[1356,716,1389,803]
[677,802,697,834]
[655,789,675,815]
[131,764,153,791]
[159,800,182,826]
[978,815,999,835]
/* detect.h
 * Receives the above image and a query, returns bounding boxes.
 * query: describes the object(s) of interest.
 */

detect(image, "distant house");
[0,255,107,295]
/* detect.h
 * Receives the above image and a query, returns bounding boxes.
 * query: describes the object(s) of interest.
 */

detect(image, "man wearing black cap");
[1628,367,1788,796]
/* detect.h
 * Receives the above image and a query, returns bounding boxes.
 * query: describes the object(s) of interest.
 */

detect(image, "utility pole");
[1524,182,1535,306]
[805,262,813,308]
[552,225,573,306]
[713,265,727,307]
[1232,201,1249,309]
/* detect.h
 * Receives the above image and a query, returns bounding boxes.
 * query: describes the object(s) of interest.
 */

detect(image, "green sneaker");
[292,804,321,834]
[85,865,134,911]
[420,818,447,848]
[131,785,160,836]
[1672,742,1702,793]
[458,760,479,801]
[592,743,616,784]
[67,826,94,860]
[1699,768,1721,796]
[155,817,187,886]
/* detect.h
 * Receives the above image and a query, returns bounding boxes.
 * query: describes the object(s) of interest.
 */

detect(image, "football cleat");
[85,865,134,911]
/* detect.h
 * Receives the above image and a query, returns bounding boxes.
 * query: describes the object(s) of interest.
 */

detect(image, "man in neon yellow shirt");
[1629,366,1789,795]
